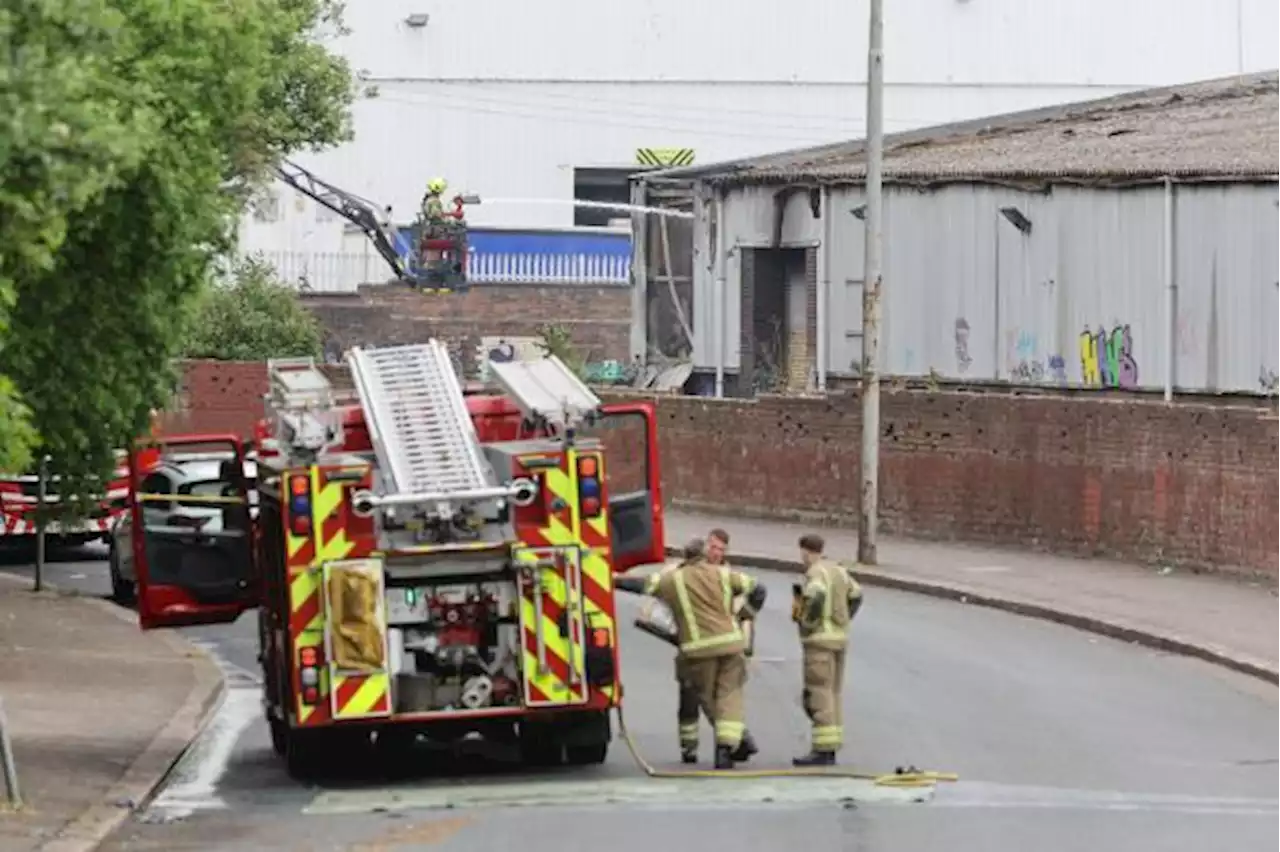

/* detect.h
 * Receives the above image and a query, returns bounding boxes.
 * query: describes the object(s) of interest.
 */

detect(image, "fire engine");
[0,454,129,546]
[125,341,666,778]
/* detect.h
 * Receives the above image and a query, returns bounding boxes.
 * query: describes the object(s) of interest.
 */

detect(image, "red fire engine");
[125,342,665,777]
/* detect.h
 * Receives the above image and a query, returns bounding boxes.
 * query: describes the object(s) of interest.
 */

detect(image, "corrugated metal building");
[240,0,1278,254]
[639,72,1279,396]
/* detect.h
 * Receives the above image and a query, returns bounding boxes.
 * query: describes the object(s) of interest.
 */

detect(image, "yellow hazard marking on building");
[332,672,392,720]
[636,147,695,168]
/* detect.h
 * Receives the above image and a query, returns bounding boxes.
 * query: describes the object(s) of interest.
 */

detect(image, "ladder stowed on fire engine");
[264,341,607,720]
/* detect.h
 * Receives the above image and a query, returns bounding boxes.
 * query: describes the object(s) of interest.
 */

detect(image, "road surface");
[6,547,1276,852]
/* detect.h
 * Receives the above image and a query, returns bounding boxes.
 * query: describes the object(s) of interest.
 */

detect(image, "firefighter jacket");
[797,559,863,651]
[642,560,758,660]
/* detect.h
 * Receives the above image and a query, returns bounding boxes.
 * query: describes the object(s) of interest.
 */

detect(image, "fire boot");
[714,745,735,770]
[792,750,836,767]
[730,730,758,763]
[680,747,698,765]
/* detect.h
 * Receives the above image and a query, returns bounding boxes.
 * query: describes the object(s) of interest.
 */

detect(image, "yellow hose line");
[614,705,958,788]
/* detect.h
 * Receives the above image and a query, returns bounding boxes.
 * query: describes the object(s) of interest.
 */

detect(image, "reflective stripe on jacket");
[799,559,862,650]
[644,560,756,659]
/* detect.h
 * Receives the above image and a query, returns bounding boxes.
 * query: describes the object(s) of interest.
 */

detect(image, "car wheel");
[109,551,136,605]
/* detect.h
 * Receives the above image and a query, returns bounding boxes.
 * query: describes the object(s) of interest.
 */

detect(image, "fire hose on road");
[620,601,959,787]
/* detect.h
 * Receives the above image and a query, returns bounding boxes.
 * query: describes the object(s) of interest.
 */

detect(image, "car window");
[140,472,174,495]
[181,479,231,497]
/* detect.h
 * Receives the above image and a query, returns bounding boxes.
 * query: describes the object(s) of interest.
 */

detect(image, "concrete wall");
[693,182,1280,394]
[163,360,1278,577]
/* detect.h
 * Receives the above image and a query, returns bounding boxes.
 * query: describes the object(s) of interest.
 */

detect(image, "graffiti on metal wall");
[1001,326,1067,386]
[953,318,973,374]
[1008,354,1067,386]
[1079,324,1139,389]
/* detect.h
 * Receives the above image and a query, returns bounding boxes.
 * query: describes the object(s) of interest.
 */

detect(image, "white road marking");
[141,640,262,822]
[932,783,1280,816]
[304,776,931,815]
[960,566,1013,574]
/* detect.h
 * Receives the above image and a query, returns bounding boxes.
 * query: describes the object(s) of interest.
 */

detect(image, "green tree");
[0,0,355,504]
[536,324,589,379]
[183,255,324,361]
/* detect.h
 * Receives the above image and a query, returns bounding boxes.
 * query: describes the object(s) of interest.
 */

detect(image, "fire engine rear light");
[300,667,319,688]
[576,454,604,519]
[591,628,610,648]
[288,475,312,536]
[301,686,319,705]
[299,646,320,667]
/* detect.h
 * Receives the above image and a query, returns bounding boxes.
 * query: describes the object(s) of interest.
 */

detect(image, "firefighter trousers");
[801,645,846,752]
[682,653,748,749]
[674,656,703,750]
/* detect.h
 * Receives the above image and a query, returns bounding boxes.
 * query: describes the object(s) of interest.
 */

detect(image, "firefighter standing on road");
[701,528,760,763]
[617,538,767,769]
[791,533,863,767]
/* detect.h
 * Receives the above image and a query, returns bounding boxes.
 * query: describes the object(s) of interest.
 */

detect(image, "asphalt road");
[5,546,1277,852]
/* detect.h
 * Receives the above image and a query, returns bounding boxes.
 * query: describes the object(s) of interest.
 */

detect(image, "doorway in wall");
[742,247,810,394]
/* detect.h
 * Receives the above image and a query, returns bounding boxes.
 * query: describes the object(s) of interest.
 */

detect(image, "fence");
[254,225,633,293]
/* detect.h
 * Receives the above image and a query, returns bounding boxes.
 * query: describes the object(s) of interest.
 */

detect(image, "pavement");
[0,514,1272,852]
[665,509,1280,682]
[0,569,222,852]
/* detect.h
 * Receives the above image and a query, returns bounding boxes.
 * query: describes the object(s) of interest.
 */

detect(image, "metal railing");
[250,226,634,293]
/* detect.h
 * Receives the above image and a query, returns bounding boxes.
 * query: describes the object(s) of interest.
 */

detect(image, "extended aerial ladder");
[270,160,471,291]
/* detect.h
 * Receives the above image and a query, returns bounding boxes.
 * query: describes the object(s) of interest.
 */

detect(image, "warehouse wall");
[240,0,1278,244]
[696,182,1280,395]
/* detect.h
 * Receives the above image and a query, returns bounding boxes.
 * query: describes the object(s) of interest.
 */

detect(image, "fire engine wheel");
[565,741,609,766]
[269,718,288,757]
[283,728,372,780]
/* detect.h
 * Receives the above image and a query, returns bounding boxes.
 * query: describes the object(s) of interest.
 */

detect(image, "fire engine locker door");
[515,546,590,708]
[127,434,259,630]
[596,402,666,571]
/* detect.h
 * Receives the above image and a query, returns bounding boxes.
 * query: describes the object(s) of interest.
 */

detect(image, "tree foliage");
[183,255,324,361]
[536,324,589,379]
[0,0,355,502]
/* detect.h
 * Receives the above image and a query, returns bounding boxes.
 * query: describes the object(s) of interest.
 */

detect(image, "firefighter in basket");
[791,533,863,767]
[618,538,767,770]
[420,176,449,224]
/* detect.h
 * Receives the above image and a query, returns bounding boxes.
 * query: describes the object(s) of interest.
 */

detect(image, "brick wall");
[162,359,1279,577]
[304,283,631,362]
[596,389,1278,578]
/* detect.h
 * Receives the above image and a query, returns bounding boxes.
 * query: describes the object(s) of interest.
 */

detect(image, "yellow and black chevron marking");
[635,147,695,168]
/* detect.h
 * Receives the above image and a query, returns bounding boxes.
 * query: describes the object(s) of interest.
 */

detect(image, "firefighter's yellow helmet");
[427,177,448,194]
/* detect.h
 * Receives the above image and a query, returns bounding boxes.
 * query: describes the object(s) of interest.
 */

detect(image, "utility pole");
[858,0,885,566]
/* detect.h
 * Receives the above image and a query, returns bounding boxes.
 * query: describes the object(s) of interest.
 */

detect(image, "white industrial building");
[240,0,1279,260]
[636,72,1279,397]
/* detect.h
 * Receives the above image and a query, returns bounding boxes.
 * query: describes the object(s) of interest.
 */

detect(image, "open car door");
[592,401,666,571]
[127,434,259,629]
